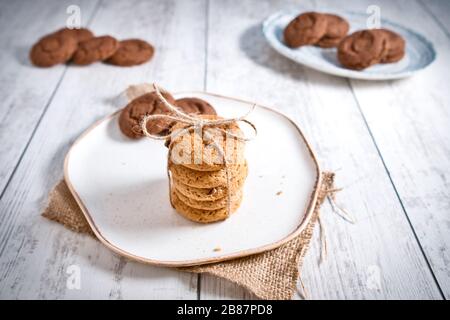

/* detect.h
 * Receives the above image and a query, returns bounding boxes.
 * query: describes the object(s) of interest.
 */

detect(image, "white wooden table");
[0,0,449,300]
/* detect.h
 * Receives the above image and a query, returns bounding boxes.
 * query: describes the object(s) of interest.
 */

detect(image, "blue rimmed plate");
[263,10,436,80]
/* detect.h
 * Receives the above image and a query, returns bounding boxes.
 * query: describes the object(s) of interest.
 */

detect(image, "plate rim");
[63,91,322,267]
[262,9,437,80]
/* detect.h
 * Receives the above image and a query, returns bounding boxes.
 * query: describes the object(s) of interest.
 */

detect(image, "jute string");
[140,83,257,217]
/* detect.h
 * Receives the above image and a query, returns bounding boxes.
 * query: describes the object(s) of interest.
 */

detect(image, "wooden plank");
[330,0,449,298]
[0,0,206,299]
[420,0,450,37]
[201,0,442,299]
[0,0,99,194]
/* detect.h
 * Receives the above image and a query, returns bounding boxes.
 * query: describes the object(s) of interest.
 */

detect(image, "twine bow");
[141,84,257,217]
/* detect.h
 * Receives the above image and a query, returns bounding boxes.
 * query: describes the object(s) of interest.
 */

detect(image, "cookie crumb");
[276,191,283,196]
[213,247,221,252]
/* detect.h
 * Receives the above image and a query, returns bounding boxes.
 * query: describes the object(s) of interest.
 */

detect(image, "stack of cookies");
[30,27,154,68]
[167,116,247,223]
[118,88,249,223]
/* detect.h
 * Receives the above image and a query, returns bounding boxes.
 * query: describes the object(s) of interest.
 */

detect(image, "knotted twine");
[140,83,257,217]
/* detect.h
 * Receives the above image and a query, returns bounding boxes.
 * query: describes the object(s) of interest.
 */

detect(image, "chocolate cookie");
[72,35,119,65]
[337,30,387,70]
[284,12,328,48]
[373,29,405,63]
[175,97,216,116]
[118,91,177,139]
[29,32,77,67]
[316,14,349,48]
[106,39,154,66]
[55,27,94,43]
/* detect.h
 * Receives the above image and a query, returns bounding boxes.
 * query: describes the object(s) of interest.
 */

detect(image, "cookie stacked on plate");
[30,27,154,67]
[168,116,247,223]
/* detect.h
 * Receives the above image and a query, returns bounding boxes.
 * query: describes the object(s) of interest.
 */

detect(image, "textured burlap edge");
[42,172,335,300]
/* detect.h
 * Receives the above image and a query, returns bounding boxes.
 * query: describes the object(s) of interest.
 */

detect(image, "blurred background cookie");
[72,35,119,65]
[315,13,349,48]
[337,30,387,70]
[54,27,94,43]
[283,12,327,47]
[29,32,77,67]
[107,39,154,66]
[373,29,406,63]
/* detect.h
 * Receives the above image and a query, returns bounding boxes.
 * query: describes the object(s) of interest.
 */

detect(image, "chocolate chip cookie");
[106,39,154,66]
[174,188,242,211]
[175,97,216,116]
[337,30,387,70]
[171,189,242,223]
[173,174,246,202]
[72,35,119,65]
[169,114,246,171]
[316,14,349,48]
[169,161,248,189]
[284,12,328,48]
[119,91,177,139]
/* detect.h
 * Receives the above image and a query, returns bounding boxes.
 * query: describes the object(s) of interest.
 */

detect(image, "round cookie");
[30,32,77,67]
[169,161,248,188]
[373,29,405,63]
[316,14,349,48]
[171,189,242,223]
[169,115,246,171]
[172,174,246,202]
[283,12,328,48]
[55,27,94,43]
[337,30,387,70]
[107,39,154,66]
[175,98,216,116]
[72,35,119,65]
[174,188,242,210]
[118,91,177,139]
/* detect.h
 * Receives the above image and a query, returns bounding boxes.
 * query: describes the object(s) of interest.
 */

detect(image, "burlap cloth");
[42,172,336,300]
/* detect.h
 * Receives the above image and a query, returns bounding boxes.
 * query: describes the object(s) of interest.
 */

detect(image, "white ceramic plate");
[65,92,321,266]
[263,10,436,80]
